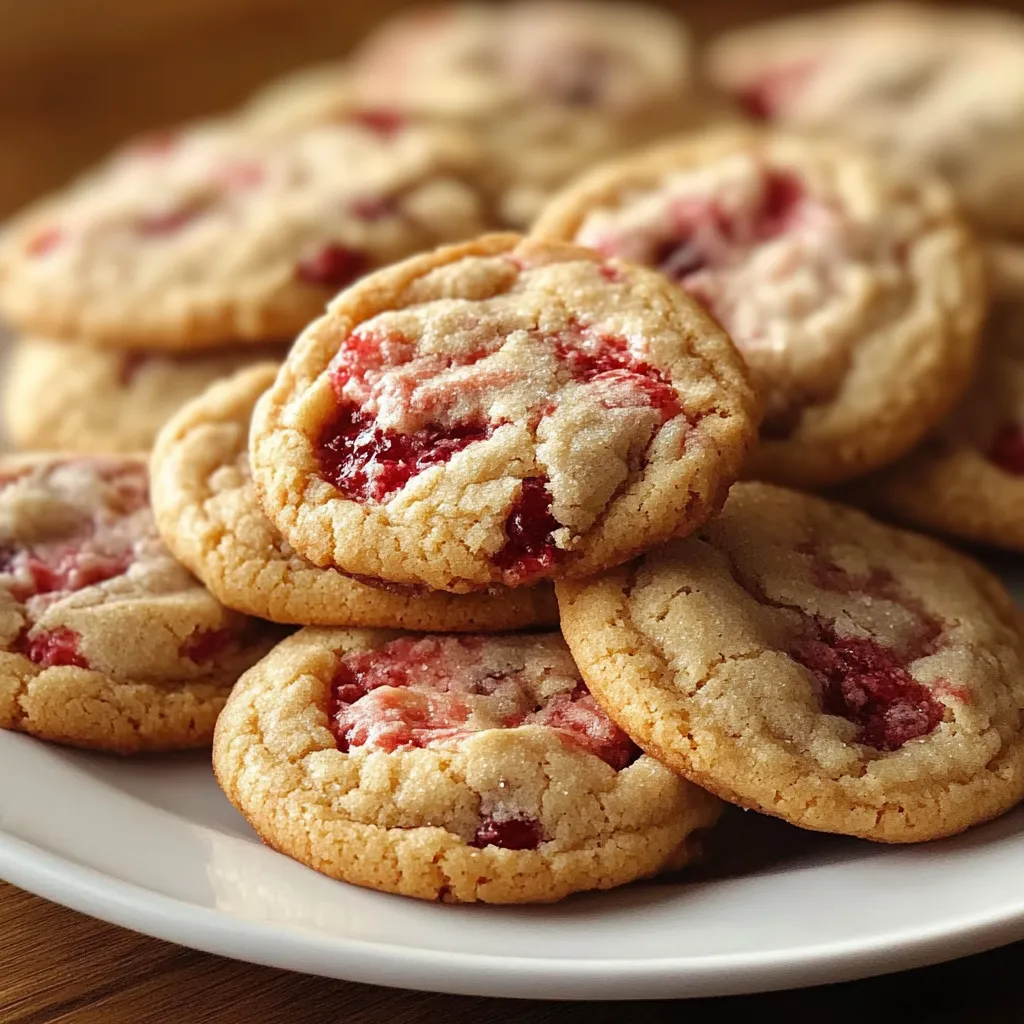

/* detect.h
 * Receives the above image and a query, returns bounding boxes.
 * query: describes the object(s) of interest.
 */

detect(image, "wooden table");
[1,880,1022,1022]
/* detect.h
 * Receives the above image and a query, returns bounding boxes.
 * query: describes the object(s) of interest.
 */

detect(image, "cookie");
[151,363,559,628]
[347,1,698,226]
[249,233,758,593]
[0,455,278,752]
[213,627,722,903]
[706,2,1024,236]
[242,62,354,135]
[531,128,985,487]
[3,336,285,454]
[557,482,1024,843]
[855,244,1024,550]
[0,115,488,349]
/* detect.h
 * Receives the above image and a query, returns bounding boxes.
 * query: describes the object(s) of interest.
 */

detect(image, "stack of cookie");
[243,1,714,228]
[0,106,493,453]
[3,0,1024,908]
[0,0,717,455]
[160,230,1020,905]
[704,2,1024,551]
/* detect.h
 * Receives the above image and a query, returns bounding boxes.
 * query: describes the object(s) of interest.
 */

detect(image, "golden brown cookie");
[532,128,985,487]
[250,233,758,593]
[3,337,285,454]
[706,2,1024,235]
[0,115,488,349]
[243,1,699,228]
[557,482,1024,843]
[150,363,558,628]
[855,244,1024,550]
[0,454,279,752]
[213,627,722,903]
[351,1,698,227]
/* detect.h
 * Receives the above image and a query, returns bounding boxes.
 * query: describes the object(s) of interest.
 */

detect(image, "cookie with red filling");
[213,627,721,903]
[705,2,1024,236]
[0,455,278,752]
[0,115,487,349]
[857,245,1024,551]
[151,363,558,628]
[557,482,1024,842]
[532,128,985,487]
[343,2,700,227]
[3,336,285,453]
[249,234,757,593]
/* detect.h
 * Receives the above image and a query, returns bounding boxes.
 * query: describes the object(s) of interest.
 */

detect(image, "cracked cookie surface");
[557,481,1024,842]
[151,363,558,628]
[857,245,1024,551]
[3,337,285,454]
[531,128,984,487]
[0,115,488,349]
[250,233,758,593]
[0,454,278,752]
[706,2,1024,235]
[213,627,721,903]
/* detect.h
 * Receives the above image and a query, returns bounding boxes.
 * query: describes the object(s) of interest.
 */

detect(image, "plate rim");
[4,827,1024,1000]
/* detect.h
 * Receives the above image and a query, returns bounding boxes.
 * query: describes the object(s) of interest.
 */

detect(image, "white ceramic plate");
[3,558,1024,1000]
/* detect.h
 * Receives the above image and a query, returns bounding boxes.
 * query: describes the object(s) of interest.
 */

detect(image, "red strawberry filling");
[15,626,88,669]
[791,624,945,751]
[554,326,681,419]
[315,317,680,581]
[728,544,948,751]
[491,477,562,584]
[212,159,266,190]
[472,814,543,851]
[329,635,637,766]
[986,422,1024,476]
[316,405,494,504]
[653,170,805,286]
[734,61,816,121]
[0,461,154,665]
[179,627,236,663]
[348,195,398,221]
[19,547,132,600]
[25,227,63,257]
[296,243,370,289]
[329,635,638,850]
[347,109,406,137]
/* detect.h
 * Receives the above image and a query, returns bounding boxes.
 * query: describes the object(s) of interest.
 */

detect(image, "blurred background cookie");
[855,245,1024,550]
[2,336,285,453]
[707,2,1024,238]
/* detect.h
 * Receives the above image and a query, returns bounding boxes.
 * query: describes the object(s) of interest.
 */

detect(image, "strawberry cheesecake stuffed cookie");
[706,2,1024,236]
[249,234,758,593]
[0,114,487,349]
[558,483,1024,843]
[532,128,984,486]
[0,455,276,752]
[151,363,558,629]
[214,628,722,903]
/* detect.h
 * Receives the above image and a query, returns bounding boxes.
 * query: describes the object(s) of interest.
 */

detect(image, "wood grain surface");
[1,880,1023,1022]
